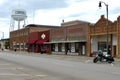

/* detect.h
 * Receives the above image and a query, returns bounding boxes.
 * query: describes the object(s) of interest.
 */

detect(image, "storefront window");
[13,45,16,49]
[68,43,71,52]
[98,42,107,52]
[55,44,58,52]
[58,43,62,52]
[75,43,79,52]
[71,43,75,52]
[51,44,55,51]
[25,44,28,49]
[20,43,25,49]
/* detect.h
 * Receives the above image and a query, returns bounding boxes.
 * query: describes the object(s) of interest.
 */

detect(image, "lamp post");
[99,1,109,54]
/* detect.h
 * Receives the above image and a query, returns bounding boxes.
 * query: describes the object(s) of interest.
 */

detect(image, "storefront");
[50,20,89,56]
[64,41,86,55]
[88,15,118,57]
[27,32,38,52]
[27,30,50,53]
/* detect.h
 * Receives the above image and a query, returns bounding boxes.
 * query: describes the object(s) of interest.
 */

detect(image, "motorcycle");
[93,53,114,63]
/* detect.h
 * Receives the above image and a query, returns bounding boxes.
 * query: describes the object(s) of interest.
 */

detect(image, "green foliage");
[4,41,9,49]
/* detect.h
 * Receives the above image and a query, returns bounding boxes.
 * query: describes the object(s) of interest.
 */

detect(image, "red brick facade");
[117,16,120,57]
[50,20,89,55]
[10,28,29,51]
[10,24,58,51]
[50,27,66,42]
[9,15,120,57]
[27,30,50,53]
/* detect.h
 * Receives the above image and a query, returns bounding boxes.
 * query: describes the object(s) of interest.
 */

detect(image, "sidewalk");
[1,50,93,62]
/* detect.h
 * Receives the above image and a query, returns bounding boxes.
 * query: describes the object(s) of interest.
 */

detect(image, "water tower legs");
[18,21,20,29]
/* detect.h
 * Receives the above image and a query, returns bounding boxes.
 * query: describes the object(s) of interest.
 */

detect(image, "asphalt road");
[0,51,120,80]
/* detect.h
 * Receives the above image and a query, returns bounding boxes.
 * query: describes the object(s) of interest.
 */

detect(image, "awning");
[36,39,48,45]
[44,40,86,44]
[27,40,37,44]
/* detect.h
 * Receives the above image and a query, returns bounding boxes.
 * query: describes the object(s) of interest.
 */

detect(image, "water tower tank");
[10,8,27,30]
[11,9,27,21]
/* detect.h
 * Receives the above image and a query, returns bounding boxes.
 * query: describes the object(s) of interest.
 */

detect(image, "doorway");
[113,45,116,57]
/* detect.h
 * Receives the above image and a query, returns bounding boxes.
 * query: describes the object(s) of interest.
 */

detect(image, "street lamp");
[99,1,109,54]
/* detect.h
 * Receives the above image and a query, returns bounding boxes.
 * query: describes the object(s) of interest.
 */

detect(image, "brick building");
[10,24,58,51]
[87,15,120,58]
[9,15,120,58]
[50,20,89,55]
[27,30,50,53]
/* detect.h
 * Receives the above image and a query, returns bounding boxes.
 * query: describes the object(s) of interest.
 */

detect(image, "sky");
[0,0,120,39]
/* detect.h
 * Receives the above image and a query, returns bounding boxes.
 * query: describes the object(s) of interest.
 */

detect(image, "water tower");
[10,8,27,30]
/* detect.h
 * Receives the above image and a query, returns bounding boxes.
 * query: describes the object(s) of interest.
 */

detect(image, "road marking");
[0,68,24,70]
[35,75,47,77]
[0,63,10,65]
[0,74,47,77]
[0,74,30,76]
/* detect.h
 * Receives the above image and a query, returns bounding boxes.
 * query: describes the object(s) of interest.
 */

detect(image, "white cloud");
[0,0,120,38]
[0,0,5,4]
[33,0,100,25]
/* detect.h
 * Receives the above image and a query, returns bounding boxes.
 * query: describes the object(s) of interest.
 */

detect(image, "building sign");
[41,33,46,39]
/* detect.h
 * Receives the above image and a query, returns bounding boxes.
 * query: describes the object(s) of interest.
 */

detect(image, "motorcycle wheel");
[93,57,98,63]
